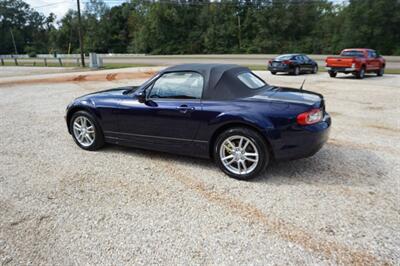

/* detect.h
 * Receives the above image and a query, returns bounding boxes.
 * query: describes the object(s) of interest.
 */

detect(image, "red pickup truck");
[325,48,385,79]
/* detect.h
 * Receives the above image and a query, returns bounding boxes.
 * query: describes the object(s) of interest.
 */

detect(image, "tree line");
[1,0,399,56]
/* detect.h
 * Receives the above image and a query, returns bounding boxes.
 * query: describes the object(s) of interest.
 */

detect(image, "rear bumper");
[326,67,356,72]
[268,114,331,161]
[268,65,291,72]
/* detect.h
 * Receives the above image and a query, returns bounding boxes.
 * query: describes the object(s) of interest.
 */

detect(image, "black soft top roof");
[159,64,267,100]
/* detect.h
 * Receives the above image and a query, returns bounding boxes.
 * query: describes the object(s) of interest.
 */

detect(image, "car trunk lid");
[248,86,324,109]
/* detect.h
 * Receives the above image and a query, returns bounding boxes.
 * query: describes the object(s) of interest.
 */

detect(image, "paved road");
[4,54,400,69]
[0,66,79,78]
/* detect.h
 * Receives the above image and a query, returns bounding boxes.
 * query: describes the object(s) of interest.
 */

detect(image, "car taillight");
[351,63,356,68]
[282,60,291,65]
[297,109,323,125]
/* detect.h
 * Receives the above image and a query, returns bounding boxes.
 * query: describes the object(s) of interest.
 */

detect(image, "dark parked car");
[268,54,318,75]
[66,64,331,180]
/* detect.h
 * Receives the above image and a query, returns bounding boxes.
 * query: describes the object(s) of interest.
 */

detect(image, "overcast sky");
[25,0,128,20]
[25,0,347,21]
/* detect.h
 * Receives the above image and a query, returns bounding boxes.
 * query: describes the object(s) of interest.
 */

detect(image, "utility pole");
[10,29,18,54]
[76,0,85,67]
[237,15,242,50]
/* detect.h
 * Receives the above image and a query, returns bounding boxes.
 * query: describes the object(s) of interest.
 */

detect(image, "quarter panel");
[196,99,318,157]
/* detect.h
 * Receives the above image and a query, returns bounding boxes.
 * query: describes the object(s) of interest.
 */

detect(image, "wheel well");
[66,107,97,133]
[361,64,366,69]
[209,123,274,159]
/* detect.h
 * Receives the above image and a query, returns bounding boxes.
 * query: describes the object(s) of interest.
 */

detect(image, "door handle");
[176,105,195,113]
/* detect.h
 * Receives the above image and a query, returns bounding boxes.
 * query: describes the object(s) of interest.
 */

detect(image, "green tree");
[340,0,400,55]
[1,0,400,56]
[0,0,54,54]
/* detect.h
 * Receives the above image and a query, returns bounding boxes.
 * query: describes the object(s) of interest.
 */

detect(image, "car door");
[296,55,307,72]
[366,50,373,70]
[117,71,204,155]
[367,50,379,70]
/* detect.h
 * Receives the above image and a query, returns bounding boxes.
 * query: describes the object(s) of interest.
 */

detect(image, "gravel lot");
[0,68,399,265]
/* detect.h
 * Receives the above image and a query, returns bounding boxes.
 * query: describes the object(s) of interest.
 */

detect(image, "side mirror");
[137,90,146,103]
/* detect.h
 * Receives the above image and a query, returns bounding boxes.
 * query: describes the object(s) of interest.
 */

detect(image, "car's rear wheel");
[328,71,337,78]
[377,67,384,76]
[70,111,104,151]
[356,67,365,79]
[271,71,277,75]
[214,127,269,180]
[312,65,318,74]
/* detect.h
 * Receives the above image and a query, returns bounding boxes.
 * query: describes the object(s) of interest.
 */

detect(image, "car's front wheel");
[70,111,104,151]
[356,67,365,79]
[214,127,269,180]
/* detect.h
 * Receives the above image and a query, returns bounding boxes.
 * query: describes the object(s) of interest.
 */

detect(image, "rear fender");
[211,112,274,132]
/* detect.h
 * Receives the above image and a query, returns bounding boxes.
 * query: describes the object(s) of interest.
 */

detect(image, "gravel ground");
[0,69,399,265]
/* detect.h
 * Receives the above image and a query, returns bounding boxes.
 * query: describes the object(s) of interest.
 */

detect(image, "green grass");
[0,61,156,69]
[1,61,80,68]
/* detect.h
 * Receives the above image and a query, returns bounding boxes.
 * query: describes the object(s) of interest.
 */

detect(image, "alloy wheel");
[73,116,95,147]
[219,135,259,175]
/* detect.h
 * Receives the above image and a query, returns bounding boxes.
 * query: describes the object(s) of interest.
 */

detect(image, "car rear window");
[276,55,294,60]
[341,50,364,57]
[237,72,266,89]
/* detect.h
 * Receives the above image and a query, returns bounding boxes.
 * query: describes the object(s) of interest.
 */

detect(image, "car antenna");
[299,79,306,91]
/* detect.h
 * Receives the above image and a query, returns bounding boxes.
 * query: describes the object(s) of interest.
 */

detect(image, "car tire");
[328,71,337,78]
[70,111,104,151]
[271,71,277,75]
[356,67,365,79]
[312,65,318,74]
[377,67,384,76]
[293,66,300,75]
[214,127,269,180]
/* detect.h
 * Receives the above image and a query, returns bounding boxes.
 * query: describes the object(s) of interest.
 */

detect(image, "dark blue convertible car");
[66,64,331,180]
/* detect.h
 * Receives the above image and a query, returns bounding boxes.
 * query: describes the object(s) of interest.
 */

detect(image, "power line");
[30,0,349,11]
[31,0,74,9]
[76,0,85,67]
